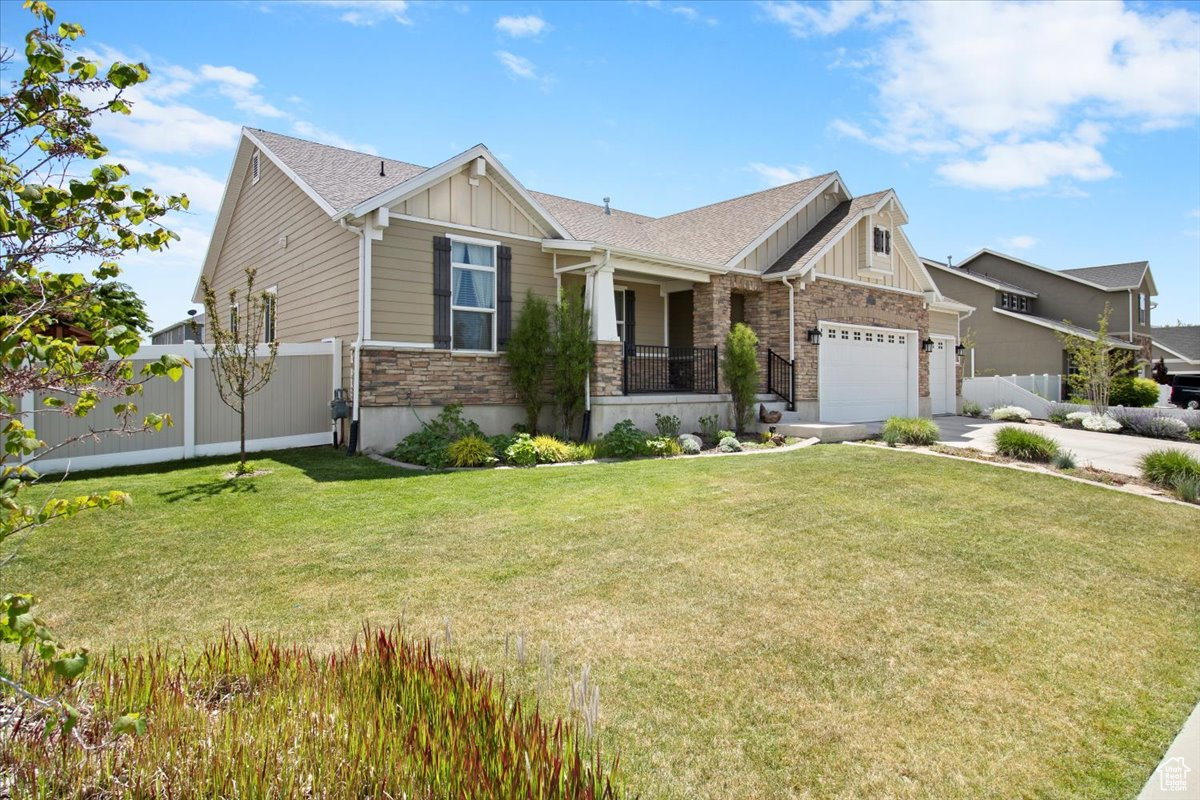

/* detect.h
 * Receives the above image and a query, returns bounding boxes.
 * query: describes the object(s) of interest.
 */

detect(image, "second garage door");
[818,323,916,422]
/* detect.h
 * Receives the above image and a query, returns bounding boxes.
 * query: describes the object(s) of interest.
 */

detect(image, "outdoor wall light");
[922,338,935,353]
[806,327,822,344]
[954,343,966,357]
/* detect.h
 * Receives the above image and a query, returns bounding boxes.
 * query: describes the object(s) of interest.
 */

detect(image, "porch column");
[589,265,621,342]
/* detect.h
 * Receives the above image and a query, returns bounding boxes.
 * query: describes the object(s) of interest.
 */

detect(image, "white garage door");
[929,337,955,415]
[819,323,915,422]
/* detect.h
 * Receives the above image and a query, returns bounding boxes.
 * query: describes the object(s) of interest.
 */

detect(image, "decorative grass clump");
[448,435,497,467]
[994,426,1060,462]
[1140,448,1200,489]
[532,435,572,464]
[881,416,941,447]
[1,628,624,799]
[1051,450,1078,470]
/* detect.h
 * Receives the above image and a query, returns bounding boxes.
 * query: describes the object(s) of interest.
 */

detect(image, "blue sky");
[3,0,1199,329]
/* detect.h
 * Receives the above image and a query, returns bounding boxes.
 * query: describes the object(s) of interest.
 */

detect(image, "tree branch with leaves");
[1056,303,1132,415]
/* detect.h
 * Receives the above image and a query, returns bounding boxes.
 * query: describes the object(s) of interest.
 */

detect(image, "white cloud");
[199,64,286,118]
[1188,208,1200,218]
[787,1,1200,191]
[670,5,718,26]
[496,50,538,81]
[495,15,548,38]
[116,156,226,214]
[997,234,1038,250]
[96,95,241,154]
[306,0,412,26]
[749,162,814,187]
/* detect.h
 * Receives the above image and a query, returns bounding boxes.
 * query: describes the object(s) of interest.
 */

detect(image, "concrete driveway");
[935,416,1200,477]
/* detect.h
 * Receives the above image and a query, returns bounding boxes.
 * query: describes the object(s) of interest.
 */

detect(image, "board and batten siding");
[813,218,921,293]
[371,217,557,344]
[734,191,839,273]
[205,152,359,390]
[396,173,549,238]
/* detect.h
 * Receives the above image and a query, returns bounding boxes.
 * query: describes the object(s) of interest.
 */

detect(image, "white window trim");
[251,151,260,185]
[614,285,627,343]
[448,233,499,353]
[228,302,239,338]
[263,286,277,342]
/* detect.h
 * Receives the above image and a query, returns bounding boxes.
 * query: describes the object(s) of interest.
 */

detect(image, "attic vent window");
[251,151,260,185]
[872,226,891,255]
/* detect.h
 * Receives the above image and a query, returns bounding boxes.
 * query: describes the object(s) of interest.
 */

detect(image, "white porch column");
[589,265,620,342]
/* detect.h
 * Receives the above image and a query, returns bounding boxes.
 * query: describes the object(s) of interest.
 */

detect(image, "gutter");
[780,275,796,362]
[340,219,366,453]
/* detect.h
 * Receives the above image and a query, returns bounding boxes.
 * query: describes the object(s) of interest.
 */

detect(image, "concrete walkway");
[1138,701,1199,798]
[934,416,1200,477]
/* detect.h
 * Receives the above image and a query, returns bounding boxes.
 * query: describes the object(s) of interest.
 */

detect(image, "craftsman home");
[196,128,969,451]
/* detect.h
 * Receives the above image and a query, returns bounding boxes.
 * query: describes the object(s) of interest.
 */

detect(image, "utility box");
[330,388,350,420]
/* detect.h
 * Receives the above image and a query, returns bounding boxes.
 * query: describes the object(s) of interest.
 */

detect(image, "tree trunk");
[239,404,246,473]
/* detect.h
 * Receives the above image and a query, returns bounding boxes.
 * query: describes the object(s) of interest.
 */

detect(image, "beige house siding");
[206,153,359,390]
[735,191,839,273]
[812,218,921,292]
[928,310,959,337]
[371,217,557,345]
[397,173,549,238]
[560,273,665,347]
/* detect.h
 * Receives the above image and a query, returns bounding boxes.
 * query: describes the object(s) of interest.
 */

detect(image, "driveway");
[935,416,1200,477]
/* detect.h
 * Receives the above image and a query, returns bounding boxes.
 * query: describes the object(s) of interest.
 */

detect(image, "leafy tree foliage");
[1,0,187,730]
[722,323,759,433]
[504,290,551,434]
[200,268,279,475]
[1056,303,1132,415]
[552,290,593,438]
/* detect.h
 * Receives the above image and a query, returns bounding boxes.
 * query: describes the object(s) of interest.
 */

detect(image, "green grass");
[8,446,1200,799]
[994,425,1061,462]
[881,416,941,446]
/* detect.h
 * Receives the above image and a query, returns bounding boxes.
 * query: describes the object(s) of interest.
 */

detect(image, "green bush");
[532,435,571,464]
[487,434,516,460]
[447,435,496,467]
[1046,403,1070,424]
[994,426,1060,462]
[721,323,759,433]
[717,436,743,453]
[717,429,735,442]
[697,415,721,445]
[1173,475,1200,504]
[595,419,650,459]
[2,628,624,798]
[962,400,982,418]
[565,442,596,462]
[504,290,552,433]
[1190,430,1200,443]
[553,290,594,437]
[392,404,483,468]
[654,413,681,438]
[504,433,539,467]
[1110,376,1159,408]
[1140,448,1200,488]
[881,417,940,446]
[646,436,682,457]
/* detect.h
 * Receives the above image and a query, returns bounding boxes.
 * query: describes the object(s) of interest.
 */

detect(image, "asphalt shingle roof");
[923,258,1038,296]
[249,128,844,266]
[1060,261,1148,289]
[1001,310,1138,349]
[764,191,891,275]
[1153,325,1200,360]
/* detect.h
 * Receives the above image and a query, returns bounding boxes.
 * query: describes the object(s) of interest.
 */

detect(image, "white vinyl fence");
[24,341,340,474]
[962,376,1053,418]
[998,373,1063,401]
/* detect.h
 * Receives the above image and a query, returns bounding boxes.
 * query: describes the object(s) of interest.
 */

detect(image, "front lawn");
[9,446,1199,798]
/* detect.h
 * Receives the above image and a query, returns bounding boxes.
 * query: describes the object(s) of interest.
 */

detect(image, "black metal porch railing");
[622,345,718,394]
[767,348,795,411]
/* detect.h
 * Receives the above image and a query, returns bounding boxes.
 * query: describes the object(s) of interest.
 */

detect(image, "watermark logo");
[1159,756,1190,793]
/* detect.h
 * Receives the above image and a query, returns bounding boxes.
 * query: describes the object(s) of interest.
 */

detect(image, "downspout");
[341,218,365,454]
[780,275,796,362]
[1128,289,1135,343]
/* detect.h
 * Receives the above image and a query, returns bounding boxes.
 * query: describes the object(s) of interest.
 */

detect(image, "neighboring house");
[1152,325,1200,376]
[150,312,204,345]
[194,128,970,452]
[923,250,1153,386]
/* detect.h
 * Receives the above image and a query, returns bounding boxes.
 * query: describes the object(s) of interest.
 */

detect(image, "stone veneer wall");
[360,350,524,406]
[591,342,625,398]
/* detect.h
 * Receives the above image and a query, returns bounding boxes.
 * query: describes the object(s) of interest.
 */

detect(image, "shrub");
[595,419,650,459]
[881,416,941,446]
[990,406,1031,422]
[447,435,497,467]
[487,434,516,460]
[505,290,552,433]
[393,404,484,468]
[565,442,596,462]
[717,429,735,442]
[646,436,682,457]
[654,413,681,438]
[532,435,571,464]
[1173,474,1200,504]
[697,415,721,445]
[553,290,594,438]
[1047,403,1071,425]
[1081,414,1121,432]
[722,323,759,433]
[504,433,539,467]
[718,436,743,453]
[994,426,1060,462]
[962,400,983,418]
[1108,409,1188,440]
[1051,450,1077,470]
[1110,376,1159,408]
[2,628,625,798]
[678,434,701,455]
[1140,448,1200,488]
[1190,430,1200,443]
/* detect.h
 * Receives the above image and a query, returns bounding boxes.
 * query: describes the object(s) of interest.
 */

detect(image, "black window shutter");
[624,289,636,355]
[885,229,892,254]
[433,236,452,349]
[496,245,513,349]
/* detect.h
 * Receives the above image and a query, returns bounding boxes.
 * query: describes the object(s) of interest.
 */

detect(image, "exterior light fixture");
[954,343,966,357]
[922,338,935,353]
[806,327,822,344]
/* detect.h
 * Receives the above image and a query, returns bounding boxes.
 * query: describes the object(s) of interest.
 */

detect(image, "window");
[1000,293,1009,309]
[251,151,260,184]
[263,288,277,342]
[450,237,496,351]
[873,226,891,255]
[614,288,627,342]
[1138,294,1147,325]
[228,304,238,338]
[1018,296,1027,312]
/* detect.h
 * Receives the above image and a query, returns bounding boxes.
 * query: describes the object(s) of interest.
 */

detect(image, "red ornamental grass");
[2,625,626,799]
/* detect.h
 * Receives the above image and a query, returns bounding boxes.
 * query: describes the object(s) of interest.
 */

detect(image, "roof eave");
[721,172,846,268]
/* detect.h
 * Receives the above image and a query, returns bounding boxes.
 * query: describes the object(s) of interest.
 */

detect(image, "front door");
[668,290,693,348]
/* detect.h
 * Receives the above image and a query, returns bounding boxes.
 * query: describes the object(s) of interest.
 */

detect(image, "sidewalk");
[1138,701,1199,798]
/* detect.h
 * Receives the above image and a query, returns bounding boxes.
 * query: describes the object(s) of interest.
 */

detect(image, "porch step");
[752,420,880,443]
